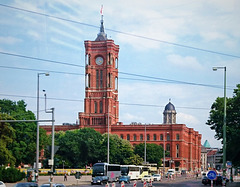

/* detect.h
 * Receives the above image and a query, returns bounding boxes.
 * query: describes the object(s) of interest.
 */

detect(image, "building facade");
[41,15,202,172]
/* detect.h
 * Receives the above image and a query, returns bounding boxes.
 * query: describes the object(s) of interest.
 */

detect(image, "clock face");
[96,56,103,65]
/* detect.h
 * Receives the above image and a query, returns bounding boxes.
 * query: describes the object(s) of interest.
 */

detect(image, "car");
[40,184,65,187]
[91,176,109,185]
[152,174,161,181]
[119,175,130,183]
[14,183,38,187]
[202,176,210,185]
[141,175,153,183]
[0,181,6,187]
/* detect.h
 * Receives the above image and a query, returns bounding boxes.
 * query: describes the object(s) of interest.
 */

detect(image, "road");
[6,175,240,187]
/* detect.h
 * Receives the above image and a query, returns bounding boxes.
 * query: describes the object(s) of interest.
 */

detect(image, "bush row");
[0,167,26,182]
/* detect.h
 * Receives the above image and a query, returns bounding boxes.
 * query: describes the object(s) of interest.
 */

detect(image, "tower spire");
[95,5,107,41]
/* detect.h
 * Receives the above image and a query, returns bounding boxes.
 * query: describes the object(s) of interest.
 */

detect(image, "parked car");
[141,175,153,183]
[40,184,65,187]
[119,175,130,183]
[0,181,6,187]
[91,176,109,185]
[14,183,38,187]
[152,174,161,181]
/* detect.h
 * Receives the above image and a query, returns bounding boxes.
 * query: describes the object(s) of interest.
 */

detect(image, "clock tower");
[79,14,120,133]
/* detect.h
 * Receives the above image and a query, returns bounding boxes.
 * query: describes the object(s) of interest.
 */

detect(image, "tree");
[0,99,49,166]
[101,134,135,164]
[206,84,240,166]
[0,113,16,166]
[55,128,104,167]
[134,143,163,166]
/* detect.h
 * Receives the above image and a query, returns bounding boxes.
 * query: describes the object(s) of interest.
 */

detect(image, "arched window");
[127,134,130,141]
[86,74,90,88]
[167,134,170,141]
[100,70,103,88]
[176,134,180,140]
[108,73,111,87]
[115,58,118,69]
[153,134,157,141]
[85,54,89,65]
[94,101,97,113]
[100,101,103,113]
[134,134,137,141]
[176,144,180,157]
[160,134,163,140]
[140,134,143,141]
[147,134,150,141]
[96,70,99,88]
[115,77,118,90]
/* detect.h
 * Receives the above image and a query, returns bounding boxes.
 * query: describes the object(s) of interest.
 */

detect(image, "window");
[160,134,163,140]
[140,134,143,141]
[115,77,118,90]
[134,134,137,141]
[167,134,170,141]
[115,58,118,69]
[94,101,97,113]
[85,54,89,65]
[176,134,180,140]
[100,101,103,113]
[100,70,103,88]
[96,70,99,88]
[147,134,150,141]
[153,134,157,141]
[166,144,170,151]
[120,134,123,139]
[86,74,90,88]
[108,73,112,87]
[176,144,180,158]
[127,134,130,141]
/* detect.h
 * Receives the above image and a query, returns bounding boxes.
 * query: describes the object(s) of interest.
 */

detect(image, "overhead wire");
[0,3,239,59]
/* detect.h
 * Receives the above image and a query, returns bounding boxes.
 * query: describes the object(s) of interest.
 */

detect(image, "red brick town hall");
[42,15,202,172]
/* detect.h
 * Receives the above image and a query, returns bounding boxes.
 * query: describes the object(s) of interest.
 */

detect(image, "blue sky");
[0,0,240,148]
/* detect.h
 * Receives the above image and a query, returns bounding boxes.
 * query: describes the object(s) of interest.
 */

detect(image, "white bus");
[121,165,141,180]
[92,163,121,182]
[120,165,149,180]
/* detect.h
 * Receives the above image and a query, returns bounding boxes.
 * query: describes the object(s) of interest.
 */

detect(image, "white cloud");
[0,36,22,45]
[177,112,200,126]
[167,54,203,70]
[120,113,145,124]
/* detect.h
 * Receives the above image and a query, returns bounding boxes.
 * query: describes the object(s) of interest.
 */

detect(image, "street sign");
[207,170,217,180]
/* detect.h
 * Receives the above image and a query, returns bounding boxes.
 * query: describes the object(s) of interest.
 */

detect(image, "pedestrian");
[64,173,67,181]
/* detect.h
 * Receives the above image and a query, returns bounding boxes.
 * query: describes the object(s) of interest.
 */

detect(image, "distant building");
[41,13,202,172]
[201,146,208,171]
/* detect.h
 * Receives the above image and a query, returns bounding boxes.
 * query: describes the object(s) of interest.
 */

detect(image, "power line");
[0,3,240,59]
[0,93,210,110]
[0,51,83,68]
[0,64,235,90]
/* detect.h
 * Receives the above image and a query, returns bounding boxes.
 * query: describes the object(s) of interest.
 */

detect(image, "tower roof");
[164,101,176,111]
[95,15,107,41]
[203,140,211,148]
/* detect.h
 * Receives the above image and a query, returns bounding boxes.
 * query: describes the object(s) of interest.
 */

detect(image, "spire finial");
[169,98,171,102]
[95,5,107,41]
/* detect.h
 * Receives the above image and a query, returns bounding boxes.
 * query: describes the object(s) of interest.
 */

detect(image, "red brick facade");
[41,16,202,172]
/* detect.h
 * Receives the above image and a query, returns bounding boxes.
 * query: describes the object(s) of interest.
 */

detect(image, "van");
[167,169,175,175]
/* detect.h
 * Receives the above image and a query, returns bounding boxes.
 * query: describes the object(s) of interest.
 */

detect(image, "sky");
[0,0,240,148]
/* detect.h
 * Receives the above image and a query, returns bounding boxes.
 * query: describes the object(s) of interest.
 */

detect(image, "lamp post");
[163,132,169,177]
[213,66,227,177]
[144,124,146,164]
[36,73,49,172]
[107,104,115,164]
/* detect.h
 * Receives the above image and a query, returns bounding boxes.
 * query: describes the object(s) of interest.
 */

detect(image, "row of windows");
[85,53,118,68]
[120,134,180,141]
[85,73,118,90]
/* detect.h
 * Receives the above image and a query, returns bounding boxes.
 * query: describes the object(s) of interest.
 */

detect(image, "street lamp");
[36,73,49,172]
[144,124,146,164]
[212,66,227,177]
[163,132,169,177]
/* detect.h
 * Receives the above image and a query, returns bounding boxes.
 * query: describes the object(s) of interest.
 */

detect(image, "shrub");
[0,167,26,182]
